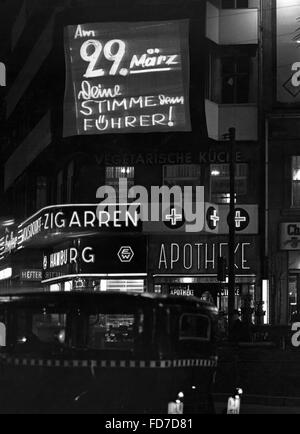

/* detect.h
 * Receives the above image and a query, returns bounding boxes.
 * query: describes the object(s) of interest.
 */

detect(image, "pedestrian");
[230,310,252,343]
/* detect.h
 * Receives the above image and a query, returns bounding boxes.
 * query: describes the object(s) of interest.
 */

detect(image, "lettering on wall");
[64,20,191,136]
[157,242,251,272]
[148,236,258,276]
[95,151,244,166]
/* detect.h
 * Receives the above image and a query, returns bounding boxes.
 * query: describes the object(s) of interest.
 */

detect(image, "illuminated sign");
[149,236,258,275]
[0,268,12,281]
[42,237,147,278]
[0,230,18,258]
[280,222,300,250]
[64,20,191,136]
[20,270,43,282]
[17,204,141,249]
[44,247,95,270]
[277,0,300,102]
[143,204,258,235]
[169,287,195,297]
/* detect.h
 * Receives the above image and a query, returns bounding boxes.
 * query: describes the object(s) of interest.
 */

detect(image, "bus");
[0,291,218,414]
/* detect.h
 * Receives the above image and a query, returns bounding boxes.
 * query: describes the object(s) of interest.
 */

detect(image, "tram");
[0,291,218,414]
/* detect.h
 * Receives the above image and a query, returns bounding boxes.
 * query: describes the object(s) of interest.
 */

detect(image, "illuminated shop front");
[148,235,259,316]
[0,204,147,295]
[41,237,148,293]
[280,223,300,323]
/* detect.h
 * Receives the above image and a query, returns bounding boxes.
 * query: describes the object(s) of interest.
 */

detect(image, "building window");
[210,163,248,204]
[221,0,249,8]
[288,276,298,323]
[163,165,201,203]
[163,165,201,187]
[222,57,250,104]
[292,157,300,207]
[106,167,135,199]
[36,176,47,210]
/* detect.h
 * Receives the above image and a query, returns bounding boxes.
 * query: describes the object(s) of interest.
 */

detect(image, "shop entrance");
[154,280,256,320]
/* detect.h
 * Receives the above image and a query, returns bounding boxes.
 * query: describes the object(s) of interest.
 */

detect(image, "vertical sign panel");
[277,0,300,103]
[64,20,191,136]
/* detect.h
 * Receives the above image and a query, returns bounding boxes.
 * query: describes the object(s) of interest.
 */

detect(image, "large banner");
[277,0,300,103]
[63,20,191,136]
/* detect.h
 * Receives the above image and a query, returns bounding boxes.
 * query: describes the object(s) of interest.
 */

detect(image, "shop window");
[0,310,7,347]
[36,176,47,210]
[210,163,248,204]
[221,0,249,8]
[100,280,144,293]
[292,157,300,207]
[289,276,298,322]
[179,314,211,342]
[221,57,250,104]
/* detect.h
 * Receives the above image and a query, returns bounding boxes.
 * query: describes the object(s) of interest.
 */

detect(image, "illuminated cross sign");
[233,209,249,231]
[235,211,247,228]
[165,208,183,226]
[63,20,191,136]
[210,210,220,228]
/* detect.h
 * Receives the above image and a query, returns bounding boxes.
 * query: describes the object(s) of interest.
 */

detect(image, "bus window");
[14,309,67,348]
[179,314,211,342]
[87,314,135,351]
[32,312,67,345]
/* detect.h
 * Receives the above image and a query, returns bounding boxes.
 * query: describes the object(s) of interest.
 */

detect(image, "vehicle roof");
[0,291,218,314]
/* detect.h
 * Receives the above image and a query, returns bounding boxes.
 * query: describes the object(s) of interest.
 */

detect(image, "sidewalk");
[214,393,300,414]
[214,400,300,414]
[215,345,300,399]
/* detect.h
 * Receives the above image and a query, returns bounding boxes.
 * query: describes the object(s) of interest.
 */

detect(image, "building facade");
[0,0,263,322]
[262,0,300,325]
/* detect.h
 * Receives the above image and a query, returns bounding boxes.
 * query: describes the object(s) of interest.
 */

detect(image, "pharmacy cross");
[210,209,220,228]
[165,208,183,226]
[235,210,247,228]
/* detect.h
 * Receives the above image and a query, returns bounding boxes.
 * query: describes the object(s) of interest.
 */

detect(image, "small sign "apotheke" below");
[20,270,43,282]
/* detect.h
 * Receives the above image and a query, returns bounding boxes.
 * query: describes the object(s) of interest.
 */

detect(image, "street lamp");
[223,127,236,338]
